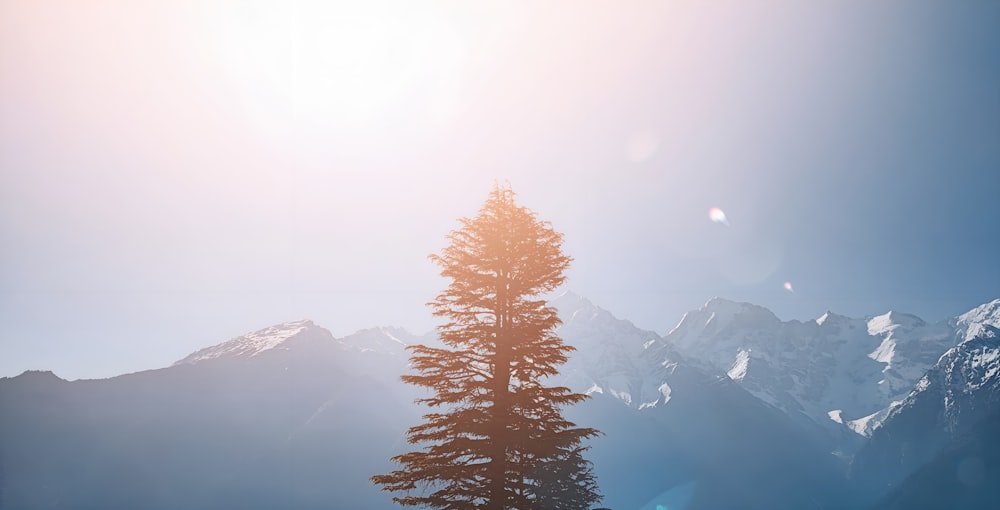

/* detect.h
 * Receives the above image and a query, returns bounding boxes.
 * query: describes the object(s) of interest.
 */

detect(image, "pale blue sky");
[2,1,998,379]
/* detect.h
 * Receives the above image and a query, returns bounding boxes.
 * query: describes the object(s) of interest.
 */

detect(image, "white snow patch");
[967,323,991,342]
[381,328,402,344]
[176,320,314,364]
[869,337,897,364]
[659,382,672,405]
[609,389,632,405]
[664,312,691,337]
[727,349,751,381]
[867,312,897,336]
[955,299,1000,342]
[846,402,900,437]
[976,348,999,372]
[914,375,931,392]
[827,409,843,424]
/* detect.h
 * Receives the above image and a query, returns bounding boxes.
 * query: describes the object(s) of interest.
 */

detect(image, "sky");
[1,0,998,380]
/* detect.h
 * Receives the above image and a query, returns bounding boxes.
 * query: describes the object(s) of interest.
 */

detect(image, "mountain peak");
[551,290,616,328]
[340,326,417,355]
[866,311,926,336]
[815,311,849,326]
[698,297,777,318]
[174,319,323,365]
[664,298,781,364]
[701,296,741,311]
[7,370,65,384]
[955,298,1000,343]
[551,290,594,311]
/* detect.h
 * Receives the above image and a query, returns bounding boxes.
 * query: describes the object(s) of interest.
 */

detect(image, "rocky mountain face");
[550,292,848,509]
[851,300,1000,504]
[867,411,1000,510]
[660,297,965,444]
[551,292,682,410]
[2,296,998,509]
[553,294,1000,508]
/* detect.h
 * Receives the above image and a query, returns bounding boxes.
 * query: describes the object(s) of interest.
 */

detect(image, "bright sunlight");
[205,1,466,128]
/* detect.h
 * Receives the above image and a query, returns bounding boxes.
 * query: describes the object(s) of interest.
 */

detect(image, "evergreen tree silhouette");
[372,184,602,509]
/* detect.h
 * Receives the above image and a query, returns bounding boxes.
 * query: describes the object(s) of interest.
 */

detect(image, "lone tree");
[372,185,602,509]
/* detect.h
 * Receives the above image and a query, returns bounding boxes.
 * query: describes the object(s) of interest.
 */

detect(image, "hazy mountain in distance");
[3,295,997,509]
[551,292,848,510]
[1,322,422,510]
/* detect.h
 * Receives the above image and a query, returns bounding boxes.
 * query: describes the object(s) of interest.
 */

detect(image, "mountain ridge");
[3,293,998,510]
[658,296,995,441]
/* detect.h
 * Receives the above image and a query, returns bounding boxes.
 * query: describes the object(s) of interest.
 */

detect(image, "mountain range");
[2,294,998,509]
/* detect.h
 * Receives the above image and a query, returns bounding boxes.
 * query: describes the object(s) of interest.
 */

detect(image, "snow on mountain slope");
[954,298,1000,342]
[340,326,420,355]
[174,321,422,368]
[552,291,680,409]
[851,314,1000,496]
[853,300,1000,436]
[174,320,322,364]
[662,298,957,437]
[3,297,854,510]
[887,313,1000,431]
[936,331,1000,425]
[552,292,853,510]
[168,296,998,446]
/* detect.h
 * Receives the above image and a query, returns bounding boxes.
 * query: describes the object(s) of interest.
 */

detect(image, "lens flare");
[783,281,794,292]
[708,207,729,226]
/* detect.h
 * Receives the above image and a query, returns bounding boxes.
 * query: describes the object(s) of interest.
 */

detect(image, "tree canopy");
[372,185,601,510]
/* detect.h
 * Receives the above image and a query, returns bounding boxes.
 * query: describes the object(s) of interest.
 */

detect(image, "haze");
[1,0,998,379]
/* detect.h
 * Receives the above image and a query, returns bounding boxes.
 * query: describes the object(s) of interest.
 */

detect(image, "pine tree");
[372,185,602,509]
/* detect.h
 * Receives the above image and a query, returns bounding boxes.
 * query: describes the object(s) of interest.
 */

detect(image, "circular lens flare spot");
[708,207,730,226]
[784,281,794,293]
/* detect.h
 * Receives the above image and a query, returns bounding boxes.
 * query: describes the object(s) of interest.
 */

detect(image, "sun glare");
[206,2,465,128]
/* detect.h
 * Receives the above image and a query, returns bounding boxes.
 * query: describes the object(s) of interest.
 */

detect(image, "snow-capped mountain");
[954,298,1000,342]
[3,295,997,510]
[0,321,422,510]
[0,297,853,510]
[339,326,417,355]
[552,291,681,409]
[175,320,419,366]
[851,300,1000,501]
[661,297,963,438]
[550,292,849,510]
[174,319,326,364]
[866,300,1000,435]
